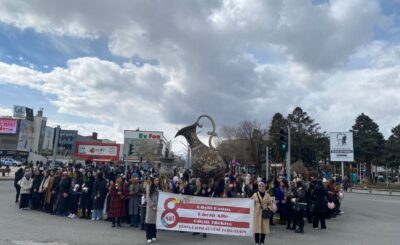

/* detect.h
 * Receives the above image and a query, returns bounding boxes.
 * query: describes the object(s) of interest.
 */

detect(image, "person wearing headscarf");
[312,180,330,230]
[14,168,24,203]
[31,169,43,210]
[80,170,95,219]
[19,170,33,210]
[55,171,71,216]
[43,170,55,213]
[108,175,129,227]
[92,172,108,221]
[128,174,142,227]
[69,171,83,218]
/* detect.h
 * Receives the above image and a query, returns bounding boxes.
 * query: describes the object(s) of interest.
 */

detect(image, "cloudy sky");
[0,0,399,154]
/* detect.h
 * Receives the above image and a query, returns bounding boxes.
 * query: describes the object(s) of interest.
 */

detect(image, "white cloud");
[0,0,399,145]
[0,106,12,117]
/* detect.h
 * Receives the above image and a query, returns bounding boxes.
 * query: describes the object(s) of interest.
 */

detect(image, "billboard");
[0,119,18,134]
[330,132,354,162]
[75,142,120,161]
[42,126,54,150]
[17,120,34,152]
[156,192,254,236]
[13,105,34,121]
[124,130,164,140]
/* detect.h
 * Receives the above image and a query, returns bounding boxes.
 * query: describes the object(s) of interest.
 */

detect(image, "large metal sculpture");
[175,115,225,183]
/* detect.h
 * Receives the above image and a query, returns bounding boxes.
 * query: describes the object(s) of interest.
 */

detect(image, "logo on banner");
[157,192,253,236]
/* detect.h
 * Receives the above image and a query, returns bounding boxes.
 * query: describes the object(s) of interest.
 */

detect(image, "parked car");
[0,158,23,167]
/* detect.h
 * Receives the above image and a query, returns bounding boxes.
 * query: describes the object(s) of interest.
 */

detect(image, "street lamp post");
[51,125,60,168]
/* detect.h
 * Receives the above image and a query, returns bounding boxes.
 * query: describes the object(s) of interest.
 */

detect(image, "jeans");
[131,214,139,226]
[93,209,102,220]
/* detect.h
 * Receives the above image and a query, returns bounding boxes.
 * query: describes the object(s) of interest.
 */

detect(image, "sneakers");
[152,238,157,242]
[147,239,152,243]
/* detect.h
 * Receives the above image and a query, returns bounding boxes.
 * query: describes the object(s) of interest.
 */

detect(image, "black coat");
[80,176,94,210]
[92,179,107,210]
[14,171,24,188]
[31,175,43,198]
[56,177,71,212]
[312,186,329,213]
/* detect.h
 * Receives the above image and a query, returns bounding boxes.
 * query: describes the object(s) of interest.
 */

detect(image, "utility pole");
[341,161,344,186]
[286,126,291,180]
[187,146,191,170]
[51,125,60,168]
[266,146,269,181]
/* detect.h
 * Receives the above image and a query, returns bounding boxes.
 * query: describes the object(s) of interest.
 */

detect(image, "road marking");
[11,241,69,245]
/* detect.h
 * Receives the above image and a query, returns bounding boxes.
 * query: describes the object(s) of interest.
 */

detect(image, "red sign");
[75,142,120,161]
[0,119,18,134]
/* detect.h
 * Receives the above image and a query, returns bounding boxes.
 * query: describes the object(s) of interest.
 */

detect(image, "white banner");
[77,144,118,156]
[124,130,164,140]
[156,192,254,237]
[330,132,354,162]
[42,127,54,150]
[17,120,34,152]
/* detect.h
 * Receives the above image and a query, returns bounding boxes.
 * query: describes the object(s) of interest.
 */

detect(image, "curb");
[0,178,13,181]
[348,191,400,197]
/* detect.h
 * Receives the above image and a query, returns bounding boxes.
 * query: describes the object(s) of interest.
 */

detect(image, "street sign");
[330,132,354,162]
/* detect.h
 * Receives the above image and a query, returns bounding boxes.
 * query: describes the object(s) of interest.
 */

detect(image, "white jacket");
[20,177,33,194]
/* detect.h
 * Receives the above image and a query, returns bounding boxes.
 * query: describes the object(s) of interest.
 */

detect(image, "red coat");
[108,182,128,218]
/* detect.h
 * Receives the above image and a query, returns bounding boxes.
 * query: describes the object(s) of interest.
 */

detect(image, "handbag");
[257,192,272,219]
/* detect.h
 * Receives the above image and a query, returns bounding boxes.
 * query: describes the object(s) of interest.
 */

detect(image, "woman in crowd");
[244,176,255,198]
[55,171,71,216]
[108,175,129,227]
[273,179,285,225]
[38,170,50,211]
[312,180,329,230]
[50,170,62,214]
[293,181,306,234]
[327,179,338,218]
[145,177,161,243]
[19,169,33,210]
[80,170,94,219]
[252,181,272,245]
[227,177,237,198]
[92,172,108,221]
[43,170,55,213]
[69,171,83,218]
[192,178,207,238]
[128,174,142,227]
[31,169,43,210]
[14,168,24,203]
[285,181,296,230]
[206,178,215,197]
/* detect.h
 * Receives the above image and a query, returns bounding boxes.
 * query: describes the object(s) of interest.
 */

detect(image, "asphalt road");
[1,181,399,245]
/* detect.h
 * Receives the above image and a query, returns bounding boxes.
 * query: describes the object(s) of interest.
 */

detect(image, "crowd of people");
[13,163,344,245]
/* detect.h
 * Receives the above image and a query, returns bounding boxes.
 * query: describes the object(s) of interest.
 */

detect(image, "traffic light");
[279,128,288,152]
[128,144,134,155]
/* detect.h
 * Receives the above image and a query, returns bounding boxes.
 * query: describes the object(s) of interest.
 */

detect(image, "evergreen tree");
[352,113,385,183]
[384,124,400,180]
[268,113,288,162]
[287,107,328,166]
